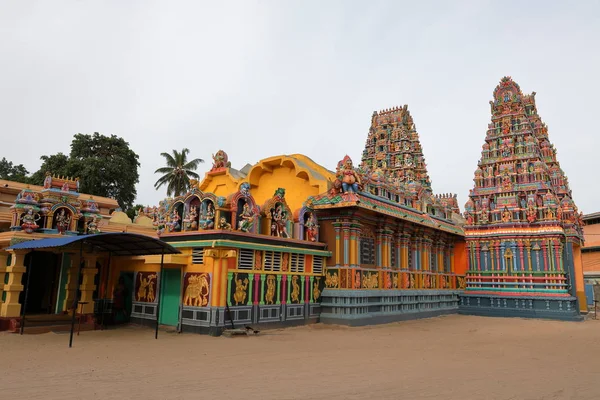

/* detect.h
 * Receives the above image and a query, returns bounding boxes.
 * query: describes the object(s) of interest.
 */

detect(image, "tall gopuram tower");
[361,105,432,191]
[460,77,586,320]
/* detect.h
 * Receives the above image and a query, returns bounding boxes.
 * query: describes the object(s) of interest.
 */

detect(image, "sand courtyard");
[1,315,599,400]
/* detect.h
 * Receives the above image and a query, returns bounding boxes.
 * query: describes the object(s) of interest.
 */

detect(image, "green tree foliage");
[30,133,140,210]
[125,204,145,221]
[0,157,30,183]
[154,148,204,197]
[29,153,70,184]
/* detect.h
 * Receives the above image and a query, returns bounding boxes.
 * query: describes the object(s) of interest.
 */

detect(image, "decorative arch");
[228,187,260,232]
[295,206,319,242]
[261,189,293,238]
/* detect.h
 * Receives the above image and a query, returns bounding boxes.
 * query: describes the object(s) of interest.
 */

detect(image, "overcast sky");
[2,1,599,213]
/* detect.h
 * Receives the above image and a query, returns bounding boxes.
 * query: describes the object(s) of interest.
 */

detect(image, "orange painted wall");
[453,240,468,275]
[572,244,587,312]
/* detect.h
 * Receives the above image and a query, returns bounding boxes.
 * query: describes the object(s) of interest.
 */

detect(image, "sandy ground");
[1,315,599,400]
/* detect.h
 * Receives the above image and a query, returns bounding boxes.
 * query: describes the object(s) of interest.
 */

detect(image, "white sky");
[2,0,599,213]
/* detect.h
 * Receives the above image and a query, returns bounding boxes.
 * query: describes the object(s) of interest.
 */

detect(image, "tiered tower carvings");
[361,105,432,191]
[460,77,585,320]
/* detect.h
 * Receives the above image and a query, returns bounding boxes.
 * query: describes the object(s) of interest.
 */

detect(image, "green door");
[159,268,181,326]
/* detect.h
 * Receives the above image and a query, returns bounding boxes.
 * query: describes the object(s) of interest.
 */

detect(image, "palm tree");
[154,148,204,197]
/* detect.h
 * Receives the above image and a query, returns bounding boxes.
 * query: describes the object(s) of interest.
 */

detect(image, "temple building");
[460,77,586,320]
[0,175,156,331]
[0,77,590,334]
[308,105,466,325]
[582,212,600,306]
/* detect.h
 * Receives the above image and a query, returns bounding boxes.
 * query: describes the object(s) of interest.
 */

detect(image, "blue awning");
[6,233,180,256]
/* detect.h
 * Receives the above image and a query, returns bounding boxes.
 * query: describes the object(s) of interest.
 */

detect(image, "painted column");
[333,222,341,266]
[375,229,383,268]
[349,226,357,267]
[79,255,99,314]
[475,243,481,271]
[518,241,524,272]
[63,252,82,312]
[395,234,402,270]
[343,225,350,267]
[0,251,27,318]
[0,252,8,307]
[542,242,549,271]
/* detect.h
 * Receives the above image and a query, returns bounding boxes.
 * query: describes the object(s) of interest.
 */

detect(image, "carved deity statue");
[43,172,52,189]
[265,275,276,305]
[55,209,71,234]
[270,204,289,238]
[337,155,361,193]
[211,150,230,170]
[290,275,300,303]
[199,203,215,230]
[238,202,255,233]
[86,215,101,234]
[304,212,318,242]
[218,217,232,230]
[21,209,40,234]
[233,273,249,305]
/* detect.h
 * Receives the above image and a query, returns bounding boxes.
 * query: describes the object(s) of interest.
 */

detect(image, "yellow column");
[0,251,27,317]
[0,252,8,307]
[221,250,236,308]
[79,255,98,314]
[63,253,81,312]
[572,244,587,313]
[334,223,341,266]
[349,227,357,266]
[206,249,221,307]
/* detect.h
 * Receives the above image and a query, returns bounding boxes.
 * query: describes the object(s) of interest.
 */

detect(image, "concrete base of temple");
[130,303,322,335]
[459,294,583,321]
[319,289,461,326]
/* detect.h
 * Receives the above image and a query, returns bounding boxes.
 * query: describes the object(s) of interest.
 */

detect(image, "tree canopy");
[26,133,141,210]
[0,157,29,183]
[154,148,204,197]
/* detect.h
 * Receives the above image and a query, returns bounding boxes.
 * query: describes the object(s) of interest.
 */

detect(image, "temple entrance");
[159,268,181,326]
[19,252,61,314]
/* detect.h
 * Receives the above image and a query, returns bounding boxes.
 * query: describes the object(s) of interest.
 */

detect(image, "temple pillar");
[333,221,341,266]
[62,253,82,312]
[0,251,27,318]
[349,220,361,267]
[342,224,350,267]
[572,243,587,313]
[375,228,383,268]
[79,255,98,314]
[206,249,237,307]
[0,252,8,308]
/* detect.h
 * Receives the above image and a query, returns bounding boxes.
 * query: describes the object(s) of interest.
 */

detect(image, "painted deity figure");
[304,212,319,242]
[55,209,71,234]
[170,209,181,231]
[43,172,52,189]
[199,203,215,230]
[86,215,101,234]
[501,208,512,223]
[233,273,249,305]
[218,217,232,230]
[189,205,198,230]
[61,181,70,192]
[337,155,361,193]
[271,204,289,238]
[21,209,40,234]
[238,202,255,233]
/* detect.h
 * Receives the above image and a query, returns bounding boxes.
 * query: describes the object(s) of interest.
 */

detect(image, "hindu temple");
[460,77,586,320]
[0,76,589,335]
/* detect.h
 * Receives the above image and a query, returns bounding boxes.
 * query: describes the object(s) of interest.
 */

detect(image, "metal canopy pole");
[155,249,165,339]
[68,241,85,348]
[100,251,112,330]
[19,251,34,335]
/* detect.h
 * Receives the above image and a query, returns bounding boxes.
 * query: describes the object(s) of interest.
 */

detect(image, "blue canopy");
[6,232,180,256]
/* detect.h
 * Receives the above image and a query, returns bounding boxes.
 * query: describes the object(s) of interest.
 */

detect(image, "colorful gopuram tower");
[361,105,432,191]
[460,77,586,320]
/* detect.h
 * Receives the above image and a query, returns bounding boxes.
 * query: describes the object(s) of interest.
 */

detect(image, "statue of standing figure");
[55,209,71,234]
[304,212,319,242]
[238,202,255,233]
